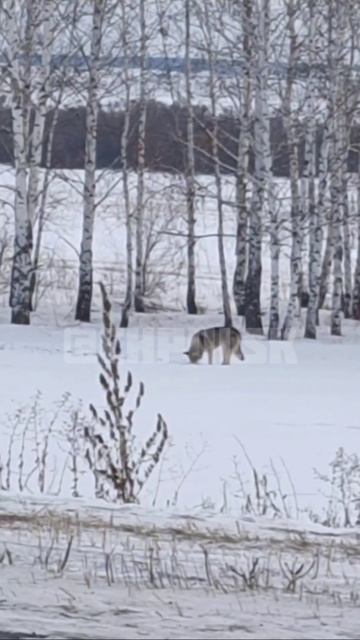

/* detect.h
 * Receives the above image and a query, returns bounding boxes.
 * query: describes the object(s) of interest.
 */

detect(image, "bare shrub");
[314,447,360,528]
[232,438,293,519]
[83,282,168,503]
[279,555,317,593]
[227,557,262,591]
[0,391,81,496]
[141,190,185,310]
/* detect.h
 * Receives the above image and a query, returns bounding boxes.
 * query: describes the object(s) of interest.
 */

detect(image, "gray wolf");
[184,326,245,365]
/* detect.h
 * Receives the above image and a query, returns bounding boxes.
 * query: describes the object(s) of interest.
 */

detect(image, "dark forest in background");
[0,101,359,175]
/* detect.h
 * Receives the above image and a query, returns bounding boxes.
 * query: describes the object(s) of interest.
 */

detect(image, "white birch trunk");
[6,1,32,324]
[281,1,302,340]
[120,3,133,328]
[75,0,104,322]
[11,104,32,324]
[185,0,197,315]
[304,1,321,339]
[5,0,59,323]
[330,142,344,336]
[318,96,334,312]
[352,155,360,320]
[342,176,352,318]
[245,0,267,335]
[313,116,331,323]
[134,0,147,313]
[233,0,252,317]
[204,3,232,327]
[260,0,279,340]
[318,206,334,310]
[330,1,346,337]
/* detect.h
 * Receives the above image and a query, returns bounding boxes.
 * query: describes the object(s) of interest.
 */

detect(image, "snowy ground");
[0,494,360,639]
[0,311,359,522]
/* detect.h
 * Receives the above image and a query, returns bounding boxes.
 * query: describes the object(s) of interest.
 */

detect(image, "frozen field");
[0,493,359,639]
[0,311,359,519]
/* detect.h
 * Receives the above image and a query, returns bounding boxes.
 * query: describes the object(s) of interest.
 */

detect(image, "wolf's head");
[183,349,201,363]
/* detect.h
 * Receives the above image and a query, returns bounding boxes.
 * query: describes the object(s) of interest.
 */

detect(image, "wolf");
[184,326,245,365]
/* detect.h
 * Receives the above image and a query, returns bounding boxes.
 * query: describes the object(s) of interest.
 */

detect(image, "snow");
[0,313,359,521]
[0,494,360,639]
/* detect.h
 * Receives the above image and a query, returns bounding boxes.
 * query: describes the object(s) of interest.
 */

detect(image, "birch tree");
[329,0,347,336]
[342,178,352,318]
[281,0,303,340]
[232,0,252,317]
[184,0,198,315]
[265,2,280,340]
[119,2,134,328]
[244,0,268,335]
[75,0,105,322]
[304,0,322,339]
[6,1,33,324]
[318,0,357,321]
[201,1,232,327]
[133,0,147,313]
[2,0,58,324]
[352,154,360,320]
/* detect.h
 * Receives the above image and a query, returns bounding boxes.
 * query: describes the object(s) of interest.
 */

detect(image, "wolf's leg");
[207,348,213,364]
[222,345,231,365]
[233,340,245,361]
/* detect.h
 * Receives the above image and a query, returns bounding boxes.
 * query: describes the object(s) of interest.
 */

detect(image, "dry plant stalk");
[84,282,168,503]
[279,555,316,593]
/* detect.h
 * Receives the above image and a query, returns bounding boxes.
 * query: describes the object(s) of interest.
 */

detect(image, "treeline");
[0,101,359,175]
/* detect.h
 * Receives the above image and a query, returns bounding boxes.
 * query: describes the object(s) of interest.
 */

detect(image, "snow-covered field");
[0,167,359,637]
[0,493,360,639]
[1,312,359,518]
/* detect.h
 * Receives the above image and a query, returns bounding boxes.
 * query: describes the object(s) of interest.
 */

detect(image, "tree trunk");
[352,155,360,320]
[134,0,147,313]
[267,183,280,339]
[233,0,252,317]
[75,0,104,322]
[204,4,232,327]
[318,209,334,311]
[281,1,302,340]
[245,1,268,336]
[120,4,133,328]
[7,2,33,324]
[342,178,352,318]
[313,116,331,327]
[10,162,32,325]
[257,0,279,341]
[330,2,346,337]
[185,0,197,315]
[305,1,322,339]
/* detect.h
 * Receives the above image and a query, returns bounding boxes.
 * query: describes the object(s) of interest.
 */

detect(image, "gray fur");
[184,326,245,365]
